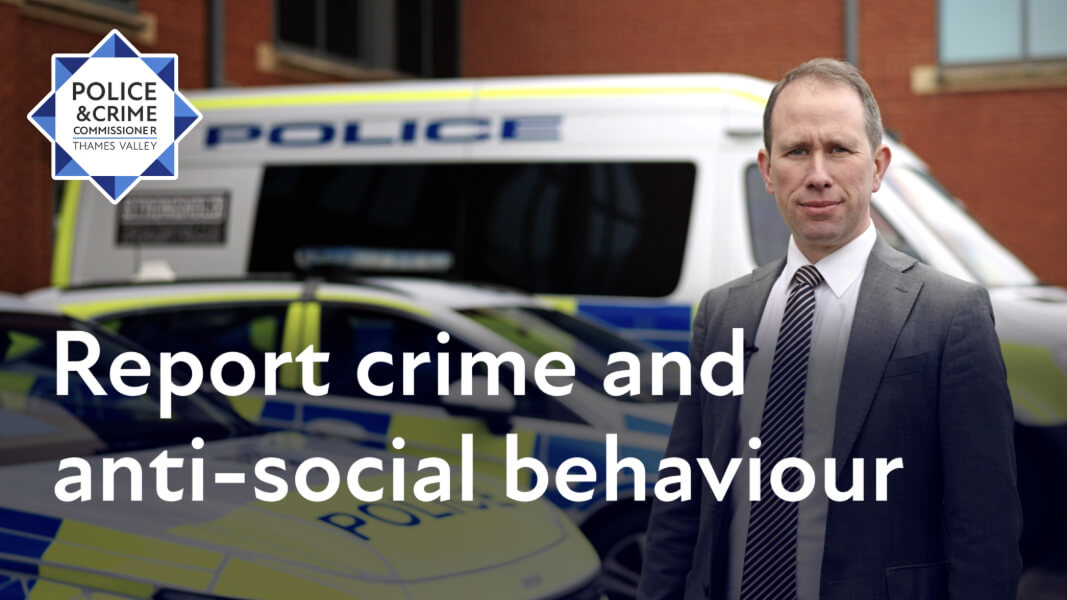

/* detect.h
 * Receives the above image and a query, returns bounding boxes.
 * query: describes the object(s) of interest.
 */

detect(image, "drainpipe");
[209,0,225,87]
[845,0,859,67]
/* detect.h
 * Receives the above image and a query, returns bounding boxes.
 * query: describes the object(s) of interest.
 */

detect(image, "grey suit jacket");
[638,239,1022,600]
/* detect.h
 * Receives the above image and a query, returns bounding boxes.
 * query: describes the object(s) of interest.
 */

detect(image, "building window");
[275,0,457,77]
[85,0,138,11]
[940,0,1067,65]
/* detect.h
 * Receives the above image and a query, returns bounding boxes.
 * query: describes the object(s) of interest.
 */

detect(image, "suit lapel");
[832,240,922,475]
[710,260,784,473]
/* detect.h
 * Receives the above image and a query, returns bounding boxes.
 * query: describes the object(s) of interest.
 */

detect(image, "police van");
[50,74,1067,572]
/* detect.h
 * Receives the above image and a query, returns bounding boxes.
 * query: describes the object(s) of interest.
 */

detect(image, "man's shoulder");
[876,243,986,299]
[870,243,992,318]
[699,260,784,304]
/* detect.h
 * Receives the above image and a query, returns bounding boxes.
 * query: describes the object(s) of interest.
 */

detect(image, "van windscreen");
[249,162,696,297]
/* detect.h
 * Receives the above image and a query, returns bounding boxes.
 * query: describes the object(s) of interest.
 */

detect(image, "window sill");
[11,0,156,45]
[256,43,405,82]
[911,61,1067,95]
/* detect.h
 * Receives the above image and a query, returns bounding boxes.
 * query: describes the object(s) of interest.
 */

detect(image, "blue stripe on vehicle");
[578,304,692,332]
[0,575,24,600]
[261,400,296,422]
[0,509,60,539]
[0,559,36,577]
[0,533,48,560]
[647,339,689,354]
[303,406,390,435]
[624,415,672,436]
[0,579,23,600]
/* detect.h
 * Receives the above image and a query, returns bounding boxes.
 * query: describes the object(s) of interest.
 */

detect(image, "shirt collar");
[784,220,876,298]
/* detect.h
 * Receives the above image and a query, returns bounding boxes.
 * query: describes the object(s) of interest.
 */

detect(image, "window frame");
[937,0,1067,67]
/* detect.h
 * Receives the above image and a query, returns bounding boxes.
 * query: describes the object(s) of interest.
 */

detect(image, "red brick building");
[3,0,1064,291]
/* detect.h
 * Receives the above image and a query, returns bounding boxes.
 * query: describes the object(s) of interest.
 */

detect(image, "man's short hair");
[762,57,884,153]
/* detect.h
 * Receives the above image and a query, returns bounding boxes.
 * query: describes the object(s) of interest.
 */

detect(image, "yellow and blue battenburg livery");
[0,299,603,600]
[29,277,678,598]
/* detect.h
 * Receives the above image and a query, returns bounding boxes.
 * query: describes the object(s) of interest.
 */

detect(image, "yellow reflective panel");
[0,371,36,395]
[35,566,153,599]
[387,414,535,481]
[40,543,212,591]
[43,521,220,592]
[51,181,81,289]
[95,319,121,334]
[6,332,44,360]
[25,579,84,600]
[302,302,322,386]
[1003,343,1067,426]
[248,316,279,353]
[279,303,306,390]
[228,394,267,422]
[477,84,767,106]
[193,89,473,111]
[60,292,300,321]
[314,292,431,317]
[53,521,222,570]
[537,295,578,315]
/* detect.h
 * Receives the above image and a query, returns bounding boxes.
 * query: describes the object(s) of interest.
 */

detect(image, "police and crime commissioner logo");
[28,30,201,204]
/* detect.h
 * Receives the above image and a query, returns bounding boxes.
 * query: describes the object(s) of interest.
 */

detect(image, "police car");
[28,272,677,599]
[0,295,604,599]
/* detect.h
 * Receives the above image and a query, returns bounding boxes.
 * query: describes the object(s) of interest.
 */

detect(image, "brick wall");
[463,0,1067,287]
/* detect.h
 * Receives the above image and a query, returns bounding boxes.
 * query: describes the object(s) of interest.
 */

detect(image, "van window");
[744,164,918,264]
[250,162,696,297]
[884,167,1037,287]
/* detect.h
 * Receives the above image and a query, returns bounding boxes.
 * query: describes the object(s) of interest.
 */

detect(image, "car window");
[108,303,288,386]
[0,312,252,465]
[745,163,918,264]
[884,167,1037,287]
[318,305,585,423]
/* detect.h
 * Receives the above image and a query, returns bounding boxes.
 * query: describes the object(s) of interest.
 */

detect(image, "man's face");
[758,79,891,263]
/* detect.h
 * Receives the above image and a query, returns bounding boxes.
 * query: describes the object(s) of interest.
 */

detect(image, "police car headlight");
[154,590,231,600]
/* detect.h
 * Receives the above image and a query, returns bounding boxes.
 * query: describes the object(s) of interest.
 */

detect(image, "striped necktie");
[740,264,823,600]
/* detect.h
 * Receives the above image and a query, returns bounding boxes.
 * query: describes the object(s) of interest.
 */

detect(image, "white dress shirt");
[726,221,877,600]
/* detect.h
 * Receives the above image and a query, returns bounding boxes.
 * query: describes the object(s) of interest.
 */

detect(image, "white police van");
[50,73,1067,577]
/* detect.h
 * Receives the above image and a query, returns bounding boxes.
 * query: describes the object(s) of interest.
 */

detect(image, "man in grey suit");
[638,58,1021,600]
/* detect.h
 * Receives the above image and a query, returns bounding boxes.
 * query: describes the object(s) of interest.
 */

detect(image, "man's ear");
[871,144,891,192]
[757,148,774,194]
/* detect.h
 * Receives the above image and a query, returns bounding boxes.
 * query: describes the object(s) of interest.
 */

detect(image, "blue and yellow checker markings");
[0,507,60,578]
[572,303,693,354]
[1,505,225,598]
